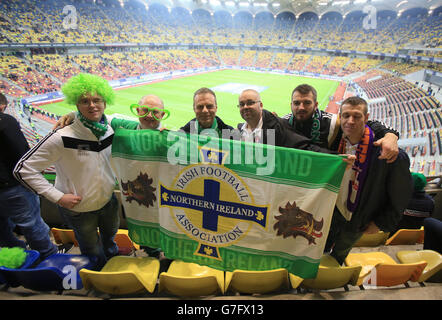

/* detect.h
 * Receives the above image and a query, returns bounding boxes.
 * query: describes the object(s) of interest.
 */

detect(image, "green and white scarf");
[77,112,108,139]
[288,109,321,144]
[195,118,219,135]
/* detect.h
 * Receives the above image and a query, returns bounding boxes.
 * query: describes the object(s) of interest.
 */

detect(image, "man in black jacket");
[0,93,58,258]
[180,87,233,137]
[324,96,413,264]
[282,84,401,163]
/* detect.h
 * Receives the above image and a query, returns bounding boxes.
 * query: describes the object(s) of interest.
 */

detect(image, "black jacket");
[237,109,335,154]
[282,110,400,150]
[0,113,30,189]
[336,148,413,233]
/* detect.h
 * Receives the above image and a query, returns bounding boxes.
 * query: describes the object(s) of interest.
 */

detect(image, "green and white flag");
[111,129,346,279]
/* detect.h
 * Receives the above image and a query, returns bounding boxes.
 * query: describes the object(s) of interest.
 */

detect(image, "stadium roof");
[134,0,442,17]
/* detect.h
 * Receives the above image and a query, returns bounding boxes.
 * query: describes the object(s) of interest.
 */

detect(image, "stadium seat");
[353,231,390,247]
[225,268,289,294]
[51,228,139,255]
[158,260,224,297]
[51,228,78,247]
[345,252,427,288]
[385,228,425,245]
[293,255,362,291]
[0,250,40,287]
[79,256,160,295]
[114,229,140,255]
[0,254,96,291]
[396,250,442,283]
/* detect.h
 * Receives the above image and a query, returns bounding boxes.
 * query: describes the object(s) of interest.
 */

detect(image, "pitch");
[44,69,339,130]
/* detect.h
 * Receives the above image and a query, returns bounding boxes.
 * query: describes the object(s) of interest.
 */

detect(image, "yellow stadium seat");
[225,268,289,294]
[289,274,304,290]
[396,250,442,283]
[353,231,390,247]
[417,226,425,244]
[51,228,78,246]
[385,228,425,245]
[159,260,224,297]
[295,255,361,291]
[345,252,427,287]
[79,256,160,295]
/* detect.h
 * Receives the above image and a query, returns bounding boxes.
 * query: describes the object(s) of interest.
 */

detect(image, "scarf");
[289,109,321,144]
[338,125,374,212]
[77,112,108,140]
[195,118,219,135]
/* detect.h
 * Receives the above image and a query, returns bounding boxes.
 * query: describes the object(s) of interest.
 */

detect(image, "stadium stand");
[239,50,256,67]
[255,51,273,69]
[270,52,293,71]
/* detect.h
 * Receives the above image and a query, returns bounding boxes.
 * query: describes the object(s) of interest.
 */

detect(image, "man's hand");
[57,194,82,209]
[374,132,399,164]
[340,154,356,169]
[364,221,380,234]
[52,113,75,130]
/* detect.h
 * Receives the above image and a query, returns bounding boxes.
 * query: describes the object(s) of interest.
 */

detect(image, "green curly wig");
[61,73,115,105]
[0,247,27,269]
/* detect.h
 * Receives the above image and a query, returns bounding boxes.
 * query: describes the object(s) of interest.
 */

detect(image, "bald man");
[132,94,166,130]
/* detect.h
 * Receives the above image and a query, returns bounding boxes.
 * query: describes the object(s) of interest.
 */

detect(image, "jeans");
[58,194,120,270]
[0,184,57,260]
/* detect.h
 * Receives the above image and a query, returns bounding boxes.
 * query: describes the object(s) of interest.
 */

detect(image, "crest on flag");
[121,172,157,208]
[274,201,324,245]
[160,146,269,260]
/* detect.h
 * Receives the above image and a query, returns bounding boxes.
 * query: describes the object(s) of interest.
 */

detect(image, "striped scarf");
[289,109,321,144]
[338,125,374,212]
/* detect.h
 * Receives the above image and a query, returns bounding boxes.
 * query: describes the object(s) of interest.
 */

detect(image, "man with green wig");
[14,73,120,270]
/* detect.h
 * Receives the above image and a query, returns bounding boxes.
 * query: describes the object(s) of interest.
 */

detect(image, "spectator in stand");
[324,96,413,264]
[14,74,120,270]
[390,172,434,235]
[0,93,61,258]
[181,87,233,136]
[281,84,401,163]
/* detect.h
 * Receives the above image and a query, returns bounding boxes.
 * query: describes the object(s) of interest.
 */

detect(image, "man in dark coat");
[324,96,413,264]
[0,93,58,258]
[281,84,401,162]
[180,87,233,136]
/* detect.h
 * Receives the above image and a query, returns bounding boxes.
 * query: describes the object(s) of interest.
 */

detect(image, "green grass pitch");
[44,69,339,131]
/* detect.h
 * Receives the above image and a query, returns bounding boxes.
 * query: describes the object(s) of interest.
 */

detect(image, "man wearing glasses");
[282,84,401,163]
[14,73,120,270]
[181,87,233,136]
[110,94,168,131]
[135,95,166,130]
